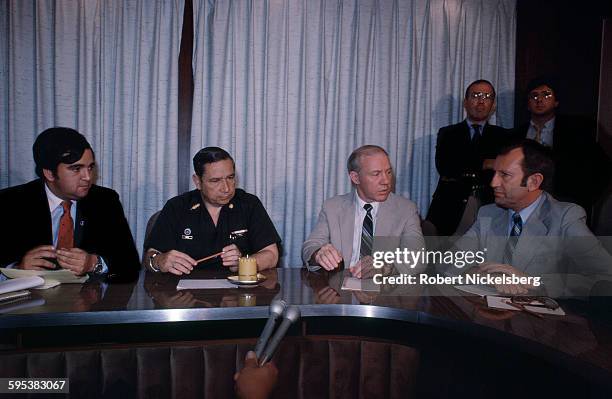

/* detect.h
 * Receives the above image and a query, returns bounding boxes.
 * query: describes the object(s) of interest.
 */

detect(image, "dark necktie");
[57,201,74,249]
[360,204,374,259]
[502,213,522,264]
[471,124,481,146]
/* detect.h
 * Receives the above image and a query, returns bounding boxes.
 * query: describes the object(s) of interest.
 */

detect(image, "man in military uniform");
[143,147,281,275]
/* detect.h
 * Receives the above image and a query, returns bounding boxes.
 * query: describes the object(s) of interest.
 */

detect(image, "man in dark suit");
[0,127,140,281]
[426,79,512,236]
[513,77,611,225]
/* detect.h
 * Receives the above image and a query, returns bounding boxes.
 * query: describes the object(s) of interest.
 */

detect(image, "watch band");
[92,255,104,275]
[149,251,161,273]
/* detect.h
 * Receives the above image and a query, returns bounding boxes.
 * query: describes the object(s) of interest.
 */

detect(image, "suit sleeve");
[99,191,140,281]
[434,128,453,177]
[301,203,332,271]
[561,205,612,276]
[397,202,426,275]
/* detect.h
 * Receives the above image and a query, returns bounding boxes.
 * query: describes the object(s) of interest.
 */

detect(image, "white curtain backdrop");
[191,0,516,267]
[0,0,184,254]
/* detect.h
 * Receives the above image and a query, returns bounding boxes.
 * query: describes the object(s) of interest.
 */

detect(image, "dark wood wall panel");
[515,1,612,126]
[178,0,194,193]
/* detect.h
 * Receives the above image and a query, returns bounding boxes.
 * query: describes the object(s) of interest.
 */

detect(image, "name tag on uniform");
[181,228,193,240]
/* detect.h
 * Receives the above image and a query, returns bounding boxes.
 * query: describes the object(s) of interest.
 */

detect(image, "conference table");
[1,267,612,397]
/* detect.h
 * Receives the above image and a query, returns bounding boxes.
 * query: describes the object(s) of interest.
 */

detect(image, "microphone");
[259,305,301,365]
[254,299,286,359]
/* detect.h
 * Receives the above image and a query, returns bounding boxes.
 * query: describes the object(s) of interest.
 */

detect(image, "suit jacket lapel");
[485,208,508,262]
[33,180,54,245]
[340,195,355,263]
[74,201,86,248]
[375,195,393,237]
[513,194,550,272]
[461,120,471,143]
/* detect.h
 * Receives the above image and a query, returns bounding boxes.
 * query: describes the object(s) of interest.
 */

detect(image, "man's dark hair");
[33,127,93,178]
[193,147,235,177]
[499,139,555,191]
[526,76,560,101]
[464,79,496,99]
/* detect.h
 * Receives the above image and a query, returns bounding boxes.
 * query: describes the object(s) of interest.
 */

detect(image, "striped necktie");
[502,213,522,264]
[360,204,374,259]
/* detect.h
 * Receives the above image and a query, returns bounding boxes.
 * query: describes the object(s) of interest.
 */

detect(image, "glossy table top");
[2,267,612,384]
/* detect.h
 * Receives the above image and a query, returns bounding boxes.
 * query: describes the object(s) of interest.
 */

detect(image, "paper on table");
[1,268,88,288]
[486,295,566,316]
[454,284,499,297]
[176,279,236,290]
[341,277,380,292]
[0,276,45,295]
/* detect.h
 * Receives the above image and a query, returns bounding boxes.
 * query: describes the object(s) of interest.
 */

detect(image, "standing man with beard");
[0,127,140,281]
[302,145,425,279]
[427,79,512,236]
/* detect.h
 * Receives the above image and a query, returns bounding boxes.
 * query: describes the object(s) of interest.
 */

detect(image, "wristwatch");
[92,255,104,275]
[149,251,161,273]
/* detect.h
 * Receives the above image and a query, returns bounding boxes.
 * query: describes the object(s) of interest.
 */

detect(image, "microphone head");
[284,305,301,323]
[269,299,286,317]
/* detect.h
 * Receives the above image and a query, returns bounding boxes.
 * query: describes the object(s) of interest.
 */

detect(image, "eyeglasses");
[468,92,495,101]
[528,90,554,101]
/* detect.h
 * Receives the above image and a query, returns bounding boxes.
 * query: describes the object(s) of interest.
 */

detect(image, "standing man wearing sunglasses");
[427,79,512,237]
[513,77,611,227]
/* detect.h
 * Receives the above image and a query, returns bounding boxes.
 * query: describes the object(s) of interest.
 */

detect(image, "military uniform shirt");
[144,189,281,269]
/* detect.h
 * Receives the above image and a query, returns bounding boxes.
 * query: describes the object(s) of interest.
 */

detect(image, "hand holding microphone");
[254,299,286,358]
[258,305,301,365]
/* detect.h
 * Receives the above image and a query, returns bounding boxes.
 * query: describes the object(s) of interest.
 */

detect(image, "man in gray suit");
[302,145,425,278]
[450,140,612,297]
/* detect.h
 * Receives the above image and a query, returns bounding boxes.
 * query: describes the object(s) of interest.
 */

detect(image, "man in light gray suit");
[302,145,425,278]
[450,140,612,297]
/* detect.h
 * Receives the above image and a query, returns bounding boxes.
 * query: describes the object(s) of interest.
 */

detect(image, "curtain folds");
[191,0,516,266]
[0,0,184,253]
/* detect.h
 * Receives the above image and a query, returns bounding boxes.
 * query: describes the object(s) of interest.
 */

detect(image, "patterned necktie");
[360,204,374,259]
[57,201,74,249]
[533,124,543,144]
[502,213,522,264]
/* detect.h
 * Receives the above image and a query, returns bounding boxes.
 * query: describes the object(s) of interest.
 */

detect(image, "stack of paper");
[0,276,45,296]
[0,268,88,289]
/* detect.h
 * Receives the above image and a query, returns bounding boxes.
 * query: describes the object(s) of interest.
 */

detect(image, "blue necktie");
[503,213,522,264]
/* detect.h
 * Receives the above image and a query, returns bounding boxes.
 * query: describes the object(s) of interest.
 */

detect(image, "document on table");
[341,277,380,292]
[486,295,566,316]
[0,268,88,288]
[0,276,45,295]
[176,279,236,290]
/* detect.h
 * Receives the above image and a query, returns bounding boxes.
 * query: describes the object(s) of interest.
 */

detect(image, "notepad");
[0,268,88,288]
[176,279,236,290]
[0,276,45,295]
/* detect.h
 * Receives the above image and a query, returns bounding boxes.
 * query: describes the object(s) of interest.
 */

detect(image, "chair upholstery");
[0,336,419,399]
[143,210,161,255]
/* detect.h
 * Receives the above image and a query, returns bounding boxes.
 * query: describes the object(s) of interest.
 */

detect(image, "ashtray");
[227,273,267,286]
